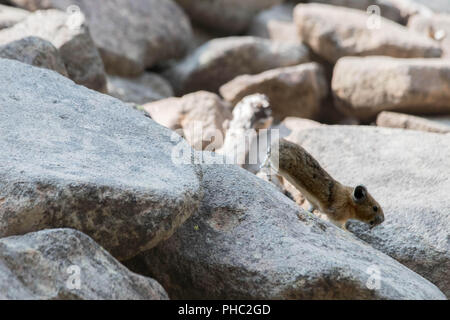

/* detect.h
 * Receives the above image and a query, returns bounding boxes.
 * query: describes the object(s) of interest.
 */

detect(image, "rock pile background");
[0,0,448,299]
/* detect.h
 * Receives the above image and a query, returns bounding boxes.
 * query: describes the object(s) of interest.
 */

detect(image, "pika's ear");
[352,185,367,202]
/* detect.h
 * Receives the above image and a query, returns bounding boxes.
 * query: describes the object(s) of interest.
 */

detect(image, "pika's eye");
[373,206,378,212]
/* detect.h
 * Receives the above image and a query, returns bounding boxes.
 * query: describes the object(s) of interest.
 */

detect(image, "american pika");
[263,139,384,230]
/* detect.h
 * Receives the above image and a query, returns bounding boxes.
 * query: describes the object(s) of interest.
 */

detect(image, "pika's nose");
[376,215,384,224]
[369,215,384,229]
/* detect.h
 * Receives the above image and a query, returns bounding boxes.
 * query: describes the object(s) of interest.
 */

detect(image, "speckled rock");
[294,3,442,63]
[220,63,328,121]
[332,56,450,121]
[107,73,174,105]
[8,0,193,76]
[0,228,169,300]
[127,163,446,300]
[0,9,106,92]
[0,36,68,76]
[288,126,450,297]
[174,0,283,34]
[0,59,202,261]
[164,36,310,95]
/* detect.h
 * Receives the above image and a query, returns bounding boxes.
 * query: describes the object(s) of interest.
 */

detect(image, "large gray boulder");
[288,126,450,297]
[143,91,232,151]
[0,9,106,92]
[174,0,283,34]
[164,36,311,95]
[0,228,168,299]
[0,58,202,261]
[332,56,450,121]
[220,63,328,122]
[127,163,446,299]
[9,0,193,76]
[0,36,68,76]
[294,3,442,63]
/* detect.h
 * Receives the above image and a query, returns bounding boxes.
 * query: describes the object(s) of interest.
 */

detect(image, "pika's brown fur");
[265,139,384,229]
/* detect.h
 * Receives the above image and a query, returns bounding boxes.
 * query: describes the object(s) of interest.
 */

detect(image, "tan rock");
[332,56,450,121]
[143,91,232,151]
[220,63,328,121]
[164,36,310,95]
[294,3,442,63]
[408,14,450,58]
[282,117,323,132]
[248,4,301,43]
[376,111,450,133]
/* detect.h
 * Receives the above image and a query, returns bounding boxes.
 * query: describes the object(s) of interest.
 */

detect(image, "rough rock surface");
[164,36,310,95]
[0,9,106,92]
[127,163,446,300]
[144,91,232,151]
[248,4,300,43]
[9,0,193,76]
[0,229,169,300]
[174,0,283,34]
[332,56,450,121]
[0,36,68,76]
[220,63,328,121]
[294,3,442,63]
[0,59,202,261]
[376,111,450,133]
[408,14,450,58]
[107,73,174,105]
[0,4,29,29]
[288,126,450,297]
